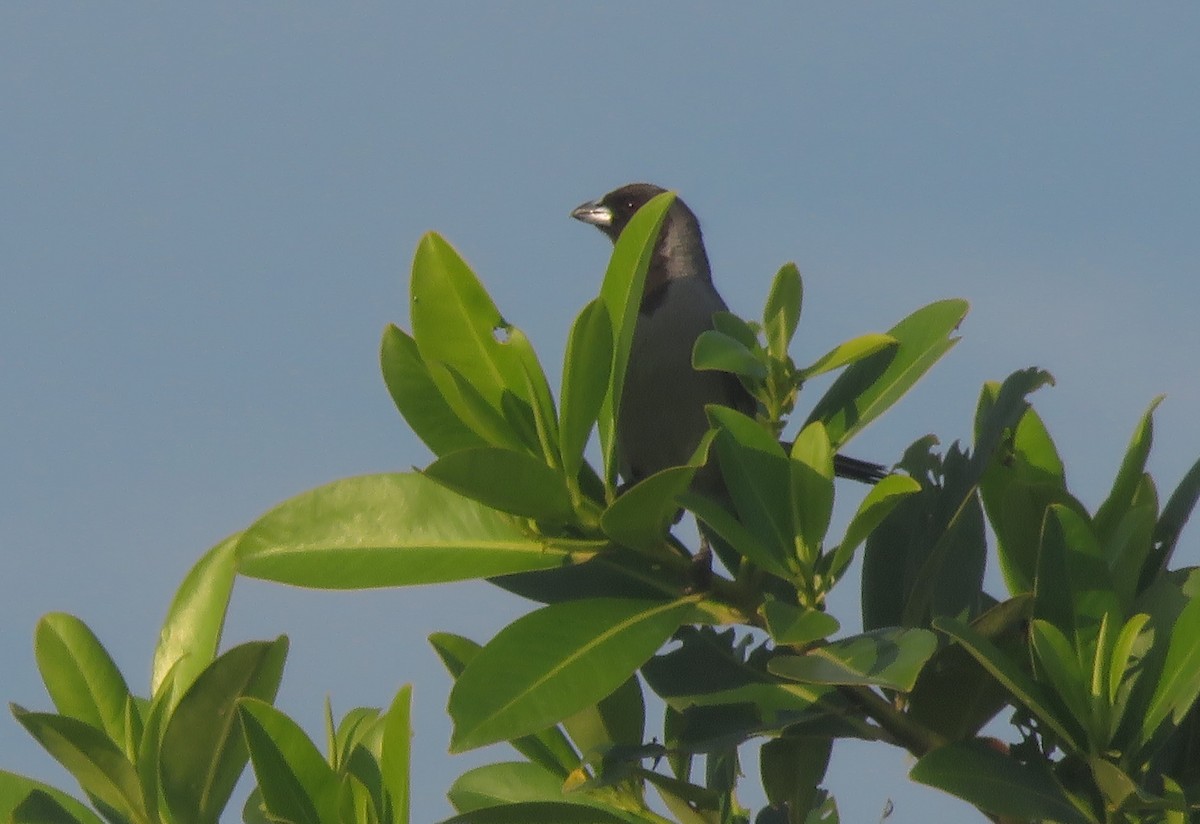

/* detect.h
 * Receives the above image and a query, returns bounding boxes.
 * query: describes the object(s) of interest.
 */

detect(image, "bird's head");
[571,182,712,288]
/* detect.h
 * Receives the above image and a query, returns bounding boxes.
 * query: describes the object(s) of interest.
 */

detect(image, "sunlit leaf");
[424,448,573,521]
[799,334,896,380]
[560,299,612,485]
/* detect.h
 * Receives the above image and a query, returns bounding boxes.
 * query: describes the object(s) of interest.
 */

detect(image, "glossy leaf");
[237,473,575,588]
[763,263,802,359]
[596,192,675,486]
[788,422,833,568]
[449,598,693,752]
[806,299,968,447]
[429,633,580,778]
[424,448,573,521]
[559,299,612,484]
[409,233,533,427]
[447,762,567,812]
[380,324,487,457]
[159,637,288,824]
[911,741,1092,824]
[708,406,792,565]
[799,333,896,380]
[692,331,766,380]
[34,614,133,750]
[152,533,239,698]
[768,628,936,692]
[9,707,147,824]
[238,698,338,824]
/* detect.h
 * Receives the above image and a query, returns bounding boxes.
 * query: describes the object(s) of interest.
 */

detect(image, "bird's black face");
[570,183,668,242]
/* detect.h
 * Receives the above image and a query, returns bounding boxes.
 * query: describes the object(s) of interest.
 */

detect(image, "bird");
[570,182,886,496]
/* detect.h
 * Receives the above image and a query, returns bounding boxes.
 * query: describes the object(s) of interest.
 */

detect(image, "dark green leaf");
[826,474,920,584]
[449,598,693,752]
[1141,593,1200,748]
[1146,456,1200,582]
[708,406,792,567]
[759,736,831,821]
[10,788,96,824]
[159,637,288,824]
[380,324,487,457]
[563,674,645,762]
[237,698,338,824]
[0,771,105,824]
[237,474,574,588]
[683,492,791,580]
[910,741,1092,824]
[560,299,612,485]
[424,448,573,521]
[761,600,839,646]
[806,299,968,447]
[768,628,936,691]
[34,614,133,751]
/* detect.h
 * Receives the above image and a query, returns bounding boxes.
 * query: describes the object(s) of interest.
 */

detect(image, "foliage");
[3,192,1199,824]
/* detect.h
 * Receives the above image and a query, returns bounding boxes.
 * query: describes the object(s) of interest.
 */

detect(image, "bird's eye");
[624,199,636,211]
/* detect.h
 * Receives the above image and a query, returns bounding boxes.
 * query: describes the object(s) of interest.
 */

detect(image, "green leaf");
[1146,455,1200,580]
[441,363,530,453]
[380,686,412,824]
[788,422,833,569]
[429,633,580,778]
[238,698,339,824]
[9,708,147,824]
[409,233,535,434]
[806,299,968,446]
[597,192,676,487]
[1035,505,1118,646]
[763,263,802,359]
[1094,397,1163,543]
[759,736,831,822]
[1140,593,1200,747]
[559,299,612,485]
[448,598,693,752]
[0,774,103,824]
[768,628,937,691]
[827,474,921,584]
[1105,505,1157,609]
[439,801,638,823]
[563,674,645,763]
[1029,620,1091,735]
[600,466,696,554]
[159,637,288,824]
[692,331,766,380]
[447,762,568,812]
[424,448,573,521]
[506,328,561,465]
[152,533,239,698]
[707,406,792,567]
[760,600,840,646]
[237,474,574,588]
[682,492,792,580]
[34,614,133,751]
[799,334,897,380]
[910,741,1092,824]
[934,617,1086,752]
[380,324,488,457]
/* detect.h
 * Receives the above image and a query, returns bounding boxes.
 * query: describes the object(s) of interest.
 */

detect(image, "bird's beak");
[570,198,613,227]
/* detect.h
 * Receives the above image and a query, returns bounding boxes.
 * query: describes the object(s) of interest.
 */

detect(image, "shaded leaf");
[693,331,766,380]
[768,628,936,692]
[424,448,573,521]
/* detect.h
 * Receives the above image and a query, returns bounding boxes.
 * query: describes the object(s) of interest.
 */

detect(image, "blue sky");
[2,5,1198,822]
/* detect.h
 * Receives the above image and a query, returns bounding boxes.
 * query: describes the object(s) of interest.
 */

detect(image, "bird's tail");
[833,453,889,484]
